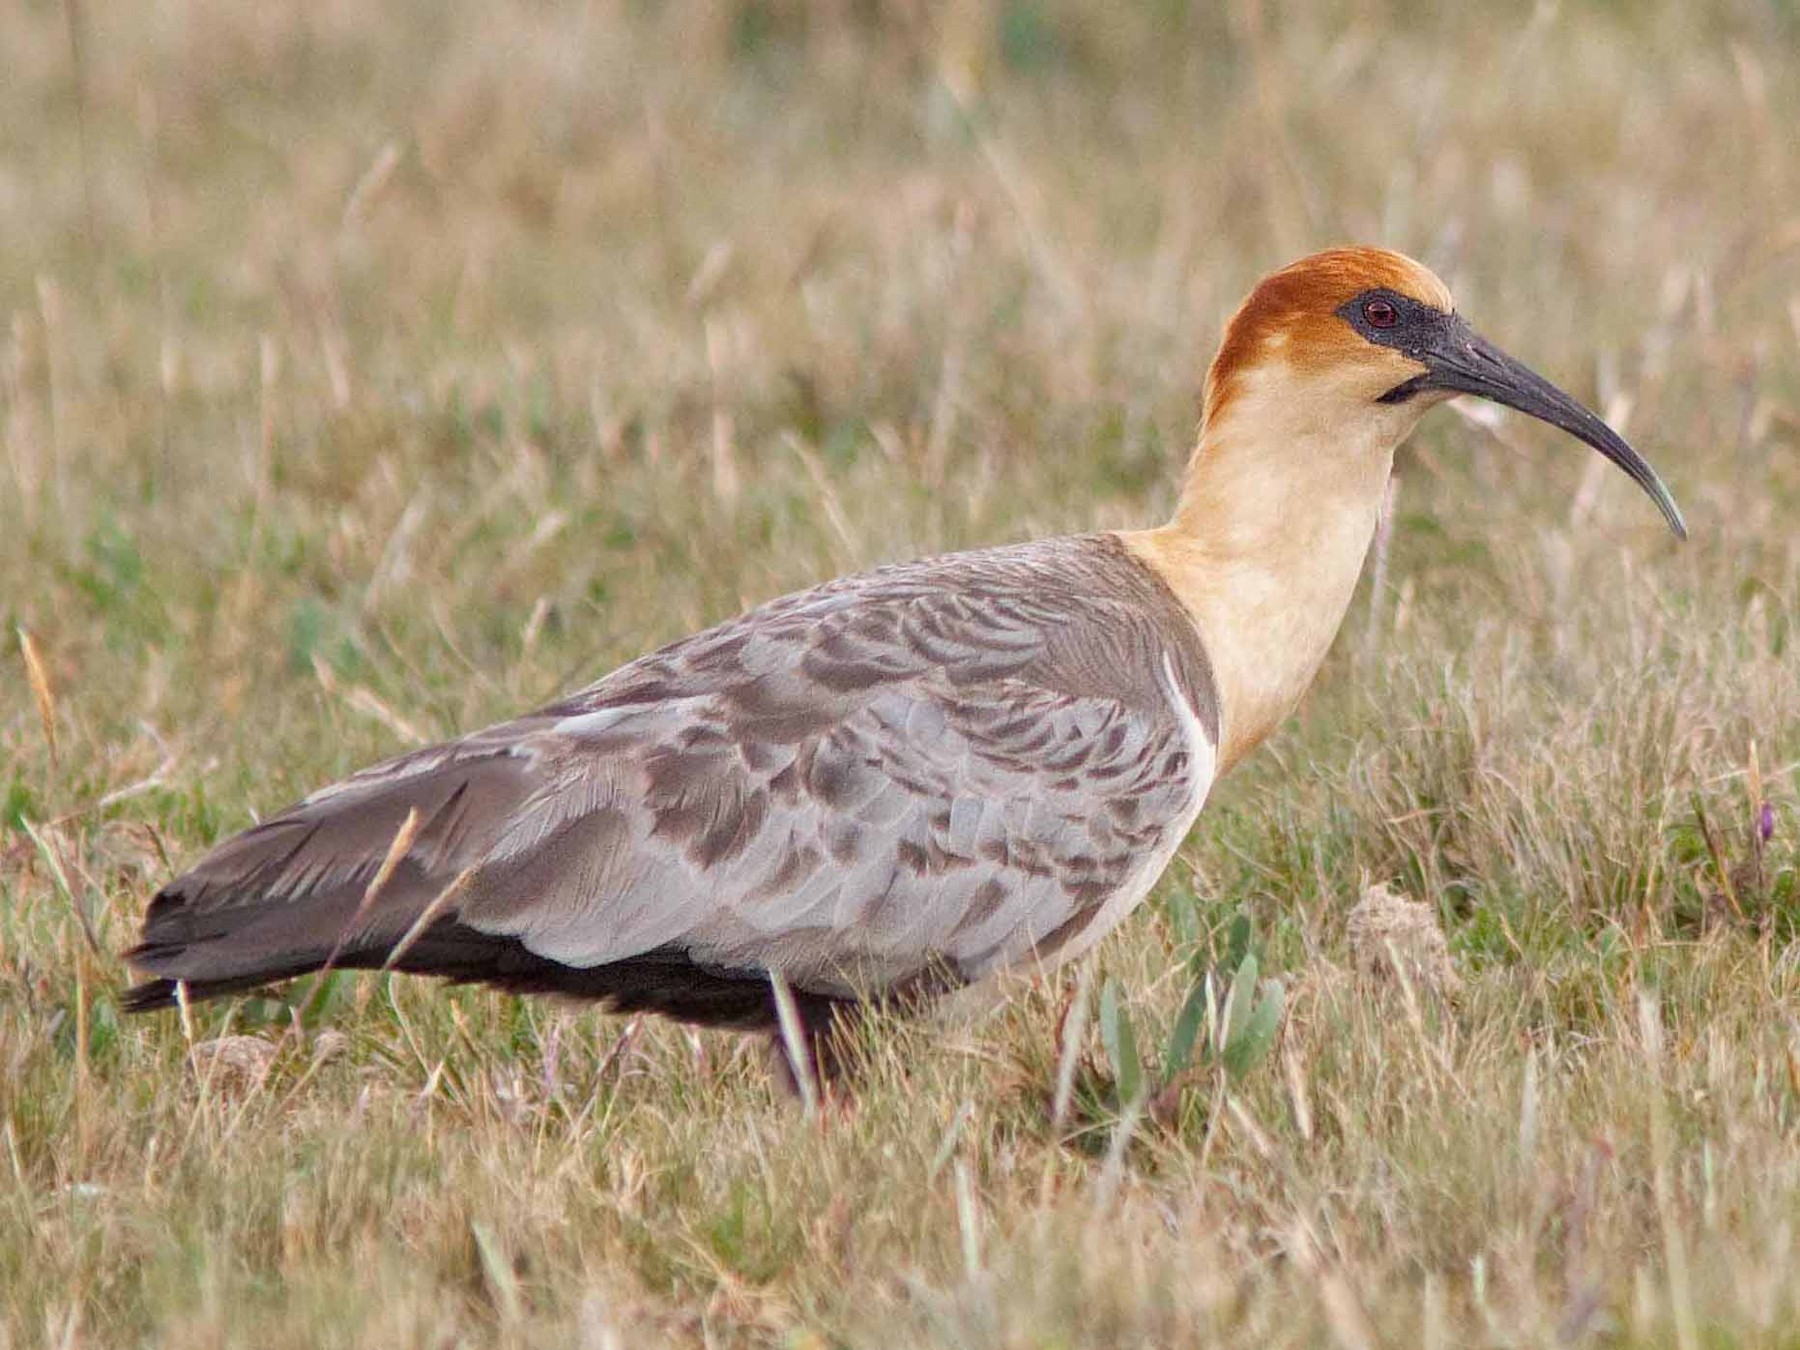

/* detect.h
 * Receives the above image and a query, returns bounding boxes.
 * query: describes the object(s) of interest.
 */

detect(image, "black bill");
[1356,299,1687,540]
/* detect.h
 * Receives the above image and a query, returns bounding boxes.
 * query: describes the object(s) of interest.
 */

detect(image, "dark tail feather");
[121,741,859,1033]
[122,860,438,1011]
[122,745,538,1013]
[121,805,858,1033]
[125,905,853,1033]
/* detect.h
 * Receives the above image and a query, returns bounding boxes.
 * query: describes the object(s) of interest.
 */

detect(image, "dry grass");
[2,0,1798,1344]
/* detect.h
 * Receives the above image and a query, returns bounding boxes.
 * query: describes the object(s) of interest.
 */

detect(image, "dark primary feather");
[125,534,1219,1030]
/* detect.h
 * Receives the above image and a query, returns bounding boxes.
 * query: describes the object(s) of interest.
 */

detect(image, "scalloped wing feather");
[127,534,1219,1014]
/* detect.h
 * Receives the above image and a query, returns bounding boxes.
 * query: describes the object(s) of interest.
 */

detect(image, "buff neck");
[1121,363,1435,773]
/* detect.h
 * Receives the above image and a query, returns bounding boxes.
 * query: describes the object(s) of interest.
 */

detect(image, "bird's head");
[1201,247,1686,538]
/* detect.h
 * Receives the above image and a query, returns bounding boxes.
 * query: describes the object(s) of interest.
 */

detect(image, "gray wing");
[127,535,1219,1008]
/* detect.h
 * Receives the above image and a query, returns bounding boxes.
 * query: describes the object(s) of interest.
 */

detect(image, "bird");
[123,247,1686,1085]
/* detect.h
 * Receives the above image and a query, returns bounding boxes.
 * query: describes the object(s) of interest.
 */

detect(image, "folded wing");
[125,534,1218,1028]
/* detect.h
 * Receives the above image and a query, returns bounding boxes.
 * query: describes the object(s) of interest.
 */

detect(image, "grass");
[3,0,1799,1343]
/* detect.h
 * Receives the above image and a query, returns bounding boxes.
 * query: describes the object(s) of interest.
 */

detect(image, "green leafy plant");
[1096,906,1287,1122]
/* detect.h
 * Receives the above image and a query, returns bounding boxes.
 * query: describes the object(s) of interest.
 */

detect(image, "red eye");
[1364,298,1399,328]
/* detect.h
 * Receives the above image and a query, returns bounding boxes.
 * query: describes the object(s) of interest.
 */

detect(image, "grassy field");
[3,0,1799,1344]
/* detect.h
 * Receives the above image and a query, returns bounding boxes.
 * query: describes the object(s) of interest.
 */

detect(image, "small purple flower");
[1758,801,1775,845]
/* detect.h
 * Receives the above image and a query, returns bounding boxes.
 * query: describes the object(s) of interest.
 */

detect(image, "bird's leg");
[767,1001,862,1103]
[769,960,959,1099]
[767,1031,810,1099]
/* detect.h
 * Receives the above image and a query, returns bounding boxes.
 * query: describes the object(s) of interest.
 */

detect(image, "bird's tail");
[121,744,535,1011]
[122,730,861,1035]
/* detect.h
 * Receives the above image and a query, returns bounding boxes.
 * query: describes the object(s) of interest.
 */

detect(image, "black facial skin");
[1336,287,1687,539]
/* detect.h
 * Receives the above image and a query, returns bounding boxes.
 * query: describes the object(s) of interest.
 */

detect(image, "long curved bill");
[1385,319,1687,539]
